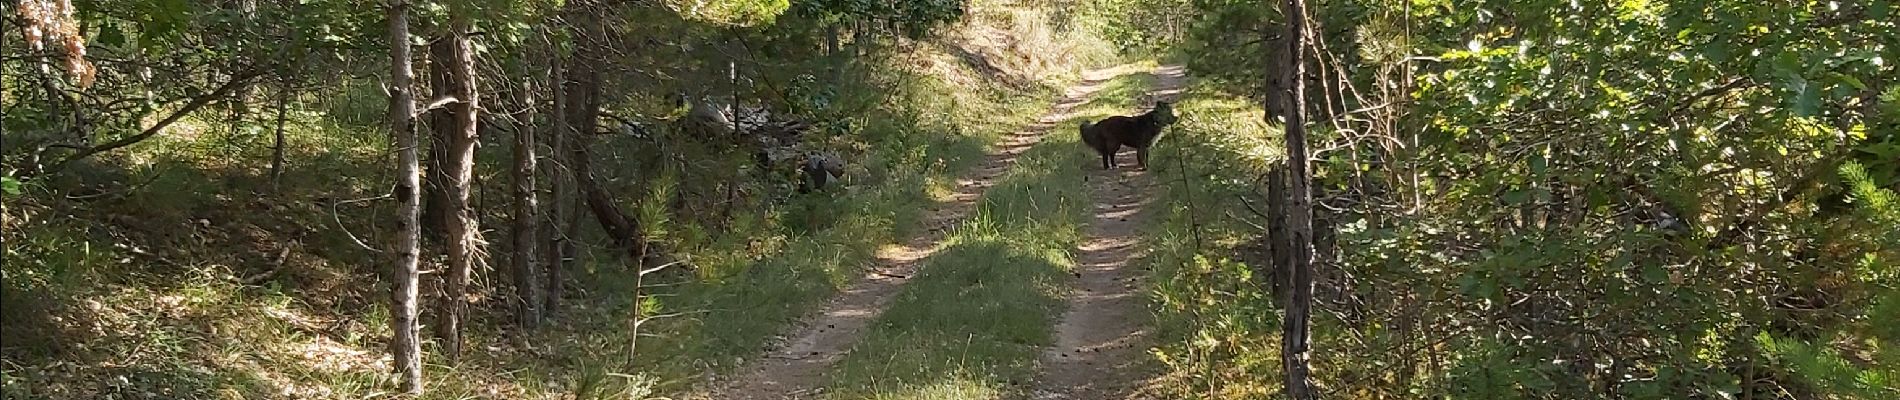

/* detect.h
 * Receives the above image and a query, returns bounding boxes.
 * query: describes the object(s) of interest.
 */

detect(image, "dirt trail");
[1030,64,1187,400]
[700,67,1136,400]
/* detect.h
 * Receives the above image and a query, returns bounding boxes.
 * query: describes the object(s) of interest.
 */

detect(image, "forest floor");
[699,64,1184,399]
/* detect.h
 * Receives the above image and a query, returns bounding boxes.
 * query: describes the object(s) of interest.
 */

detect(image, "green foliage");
[1757,333,1898,399]
[791,0,966,38]
[1842,161,1900,232]
[1138,0,1900,398]
[664,0,794,26]
[1,177,21,196]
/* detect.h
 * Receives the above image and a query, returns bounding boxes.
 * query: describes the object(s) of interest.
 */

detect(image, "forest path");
[1028,64,1187,400]
[699,66,1136,400]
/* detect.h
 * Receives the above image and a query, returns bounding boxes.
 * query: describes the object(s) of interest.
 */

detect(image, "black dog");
[1079,101,1176,170]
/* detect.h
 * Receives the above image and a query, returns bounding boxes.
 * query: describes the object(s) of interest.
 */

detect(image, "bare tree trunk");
[422,37,454,244]
[223,0,254,140]
[433,16,481,364]
[563,4,646,262]
[269,76,292,189]
[1262,33,1289,122]
[825,23,840,56]
[544,43,572,315]
[383,0,423,393]
[1265,165,1291,302]
[1275,0,1317,396]
[513,68,543,328]
[853,19,869,56]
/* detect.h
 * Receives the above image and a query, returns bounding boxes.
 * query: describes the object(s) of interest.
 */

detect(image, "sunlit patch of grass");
[858,378,1004,400]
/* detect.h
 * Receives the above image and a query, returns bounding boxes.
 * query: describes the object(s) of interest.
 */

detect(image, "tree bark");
[269,76,292,189]
[1266,165,1291,302]
[513,69,544,328]
[383,0,423,393]
[423,37,455,244]
[545,42,573,315]
[432,16,481,364]
[1275,0,1317,396]
[825,23,841,56]
[1263,33,1289,123]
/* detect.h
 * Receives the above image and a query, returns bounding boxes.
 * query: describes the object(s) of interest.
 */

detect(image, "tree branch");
[413,95,463,117]
[49,68,269,172]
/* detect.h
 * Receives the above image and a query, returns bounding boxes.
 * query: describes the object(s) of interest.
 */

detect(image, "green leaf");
[1833,73,1867,91]
[1793,78,1821,116]
[1502,189,1530,205]
[1,177,20,196]
[96,24,127,48]
[1643,263,1668,284]
[1701,41,1732,64]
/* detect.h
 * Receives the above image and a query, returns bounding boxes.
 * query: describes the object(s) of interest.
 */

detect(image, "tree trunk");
[432,16,481,364]
[269,76,292,189]
[825,23,841,56]
[545,43,572,315]
[223,0,254,140]
[1263,33,1289,123]
[853,19,869,56]
[1274,0,1317,396]
[422,37,454,244]
[383,0,423,393]
[1265,165,1291,302]
[512,69,543,328]
[563,4,647,262]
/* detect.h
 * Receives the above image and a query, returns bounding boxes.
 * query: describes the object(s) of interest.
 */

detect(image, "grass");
[814,65,1177,399]
[1124,81,1288,399]
[820,125,1093,400]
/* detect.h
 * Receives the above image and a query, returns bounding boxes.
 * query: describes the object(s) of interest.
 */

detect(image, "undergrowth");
[0,36,1077,400]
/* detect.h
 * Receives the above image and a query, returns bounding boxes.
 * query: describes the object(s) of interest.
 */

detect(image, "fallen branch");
[637,259,688,276]
[333,193,393,253]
